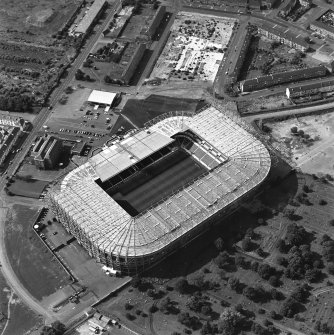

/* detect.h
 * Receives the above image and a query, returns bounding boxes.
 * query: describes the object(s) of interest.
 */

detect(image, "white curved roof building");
[49,106,271,273]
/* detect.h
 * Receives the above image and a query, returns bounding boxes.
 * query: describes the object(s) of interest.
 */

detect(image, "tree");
[175,278,189,294]
[218,308,245,335]
[268,275,279,287]
[280,297,300,318]
[214,251,230,269]
[214,237,224,251]
[290,126,298,134]
[228,277,241,292]
[241,238,252,251]
[257,263,275,280]
[235,255,246,268]
[327,262,334,274]
[40,321,66,335]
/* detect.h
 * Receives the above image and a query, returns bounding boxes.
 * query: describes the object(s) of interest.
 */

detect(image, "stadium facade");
[48,106,271,274]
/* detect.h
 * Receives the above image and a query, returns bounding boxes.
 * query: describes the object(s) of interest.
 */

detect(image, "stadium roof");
[87,90,117,106]
[90,131,175,182]
[75,0,106,35]
[54,107,271,258]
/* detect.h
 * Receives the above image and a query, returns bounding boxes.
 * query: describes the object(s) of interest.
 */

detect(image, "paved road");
[0,0,122,323]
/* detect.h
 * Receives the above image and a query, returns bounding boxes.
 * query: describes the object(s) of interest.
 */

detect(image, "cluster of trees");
[314,320,334,334]
[177,312,202,330]
[0,90,34,112]
[280,284,309,318]
[186,293,212,316]
[75,69,93,82]
[284,244,322,282]
[40,321,65,335]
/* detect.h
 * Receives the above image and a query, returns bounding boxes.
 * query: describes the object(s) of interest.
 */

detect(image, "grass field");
[112,150,206,215]
[7,178,48,198]
[122,95,204,127]
[4,205,71,301]
[0,0,81,44]
[3,295,42,335]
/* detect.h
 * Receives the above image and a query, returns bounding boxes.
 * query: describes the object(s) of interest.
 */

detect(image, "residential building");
[74,0,107,36]
[286,77,334,98]
[0,127,20,166]
[240,65,327,92]
[257,22,309,51]
[144,6,166,39]
[31,135,62,170]
[228,28,252,83]
[310,20,334,39]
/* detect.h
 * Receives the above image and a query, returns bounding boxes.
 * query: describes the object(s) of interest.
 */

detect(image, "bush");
[241,237,252,251]
[291,126,298,133]
[319,199,328,206]
[175,278,190,294]
[125,302,133,310]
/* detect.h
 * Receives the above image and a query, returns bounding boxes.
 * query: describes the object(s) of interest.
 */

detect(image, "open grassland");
[265,111,334,175]
[7,178,48,198]
[3,295,42,335]
[4,204,71,301]
[0,0,82,44]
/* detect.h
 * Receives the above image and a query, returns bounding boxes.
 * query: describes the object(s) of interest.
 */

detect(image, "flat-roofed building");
[31,135,62,170]
[241,65,327,92]
[74,0,107,36]
[87,90,118,107]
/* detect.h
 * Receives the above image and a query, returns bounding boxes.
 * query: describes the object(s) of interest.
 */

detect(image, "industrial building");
[228,28,252,83]
[31,135,63,170]
[257,22,309,51]
[48,106,271,274]
[74,0,107,36]
[241,65,327,92]
[286,77,334,98]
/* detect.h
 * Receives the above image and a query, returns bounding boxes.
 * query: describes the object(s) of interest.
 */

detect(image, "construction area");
[150,12,236,82]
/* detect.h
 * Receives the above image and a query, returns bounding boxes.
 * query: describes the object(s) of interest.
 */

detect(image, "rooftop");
[75,0,106,35]
[87,90,117,106]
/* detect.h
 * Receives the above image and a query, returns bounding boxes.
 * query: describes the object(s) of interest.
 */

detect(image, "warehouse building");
[241,65,327,92]
[74,0,107,36]
[257,22,309,52]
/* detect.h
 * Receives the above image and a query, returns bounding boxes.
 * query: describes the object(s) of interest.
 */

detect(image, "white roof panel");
[88,90,117,105]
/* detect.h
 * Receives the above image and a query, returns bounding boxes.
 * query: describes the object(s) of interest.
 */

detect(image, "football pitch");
[112,150,207,215]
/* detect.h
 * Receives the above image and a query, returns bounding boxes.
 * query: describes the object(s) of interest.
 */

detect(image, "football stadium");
[48,106,271,274]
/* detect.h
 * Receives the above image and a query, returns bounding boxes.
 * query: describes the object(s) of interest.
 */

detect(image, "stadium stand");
[48,107,271,274]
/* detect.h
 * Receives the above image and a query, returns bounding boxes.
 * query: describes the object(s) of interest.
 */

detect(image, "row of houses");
[228,28,252,83]
[257,21,309,51]
[286,77,334,98]
[74,0,107,36]
[0,113,28,166]
[240,65,327,92]
[310,20,334,39]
